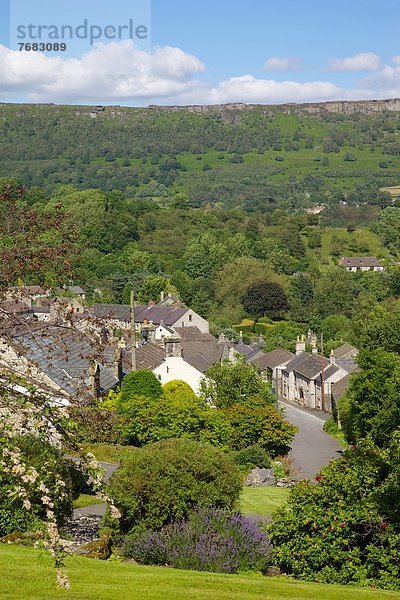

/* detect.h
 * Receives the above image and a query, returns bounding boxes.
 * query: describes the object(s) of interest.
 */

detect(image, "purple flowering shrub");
[124,507,272,574]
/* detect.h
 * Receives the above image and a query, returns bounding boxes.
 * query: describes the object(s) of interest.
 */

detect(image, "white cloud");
[264,56,302,71]
[0,41,205,103]
[204,75,342,105]
[0,41,399,106]
[357,64,400,98]
[328,52,381,72]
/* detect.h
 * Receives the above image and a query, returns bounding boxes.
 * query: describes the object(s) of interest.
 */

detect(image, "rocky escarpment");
[147,98,400,116]
[3,98,400,118]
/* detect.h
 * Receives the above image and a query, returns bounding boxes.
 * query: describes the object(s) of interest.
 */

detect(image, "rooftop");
[249,348,294,371]
[1,300,33,315]
[0,323,118,398]
[90,303,190,326]
[284,352,323,380]
[340,256,382,268]
[332,343,358,360]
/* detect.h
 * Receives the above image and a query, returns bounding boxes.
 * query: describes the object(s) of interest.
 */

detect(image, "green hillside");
[1,102,400,210]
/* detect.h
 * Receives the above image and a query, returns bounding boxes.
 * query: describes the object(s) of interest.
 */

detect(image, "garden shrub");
[120,370,162,403]
[231,444,272,470]
[270,441,400,590]
[117,393,233,448]
[107,438,242,534]
[223,396,297,457]
[162,380,197,402]
[201,359,275,409]
[123,507,272,574]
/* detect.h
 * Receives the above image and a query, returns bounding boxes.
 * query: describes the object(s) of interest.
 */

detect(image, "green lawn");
[73,494,104,510]
[1,545,399,600]
[66,443,134,463]
[241,487,290,517]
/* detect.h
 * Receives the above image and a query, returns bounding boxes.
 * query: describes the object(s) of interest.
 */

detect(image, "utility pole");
[321,332,325,412]
[130,290,137,372]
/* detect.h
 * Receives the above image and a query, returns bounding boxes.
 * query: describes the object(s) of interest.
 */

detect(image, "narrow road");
[280,401,343,479]
[73,461,119,518]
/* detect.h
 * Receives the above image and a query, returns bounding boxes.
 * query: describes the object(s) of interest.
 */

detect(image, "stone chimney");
[218,332,226,344]
[89,361,101,398]
[114,347,123,383]
[330,349,337,365]
[160,290,165,303]
[165,336,183,358]
[258,333,265,348]
[238,330,243,344]
[296,335,306,356]
[311,333,318,355]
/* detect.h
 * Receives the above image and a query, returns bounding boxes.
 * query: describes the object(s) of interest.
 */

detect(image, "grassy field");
[241,487,290,517]
[2,545,399,600]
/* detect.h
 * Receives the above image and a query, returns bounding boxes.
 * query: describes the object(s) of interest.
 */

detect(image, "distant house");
[331,343,358,360]
[6,286,50,302]
[248,348,294,389]
[340,256,384,272]
[127,326,228,394]
[67,286,86,300]
[278,338,358,412]
[157,291,182,308]
[90,303,209,337]
[55,285,86,299]
[51,297,85,316]
[0,299,33,319]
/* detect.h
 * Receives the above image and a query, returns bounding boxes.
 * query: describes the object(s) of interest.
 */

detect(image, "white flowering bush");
[0,386,120,589]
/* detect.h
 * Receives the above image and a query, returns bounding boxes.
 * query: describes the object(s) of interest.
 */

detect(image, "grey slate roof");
[134,343,165,371]
[336,358,359,374]
[173,327,225,373]
[284,352,323,379]
[174,326,211,341]
[1,300,33,315]
[234,343,258,357]
[20,286,47,296]
[91,304,131,322]
[340,256,382,268]
[182,340,224,373]
[68,286,85,295]
[249,348,294,371]
[135,304,189,326]
[1,323,118,397]
[333,343,358,359]
[91,304,190,326]
[320,364,340,380]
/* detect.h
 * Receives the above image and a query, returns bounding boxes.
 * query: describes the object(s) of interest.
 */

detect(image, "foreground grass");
[241,487,290,516]
[1,545,399,600]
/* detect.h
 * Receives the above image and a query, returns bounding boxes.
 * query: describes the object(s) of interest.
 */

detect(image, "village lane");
[280,401,343,479]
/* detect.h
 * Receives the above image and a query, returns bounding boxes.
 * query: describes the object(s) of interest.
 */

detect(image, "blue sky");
[1,0,400,105]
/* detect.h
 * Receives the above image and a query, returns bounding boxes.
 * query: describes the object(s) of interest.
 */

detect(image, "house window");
[189,314,192,322]
[166,366,169,374]
[158,375,162,381]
